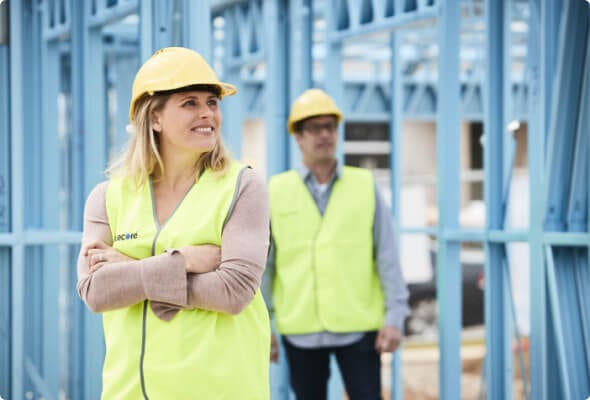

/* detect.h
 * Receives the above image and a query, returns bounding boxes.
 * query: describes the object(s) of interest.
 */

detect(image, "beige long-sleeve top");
[77,168,270,321]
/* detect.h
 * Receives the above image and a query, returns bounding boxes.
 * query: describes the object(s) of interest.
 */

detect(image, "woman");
[77,47,270,399]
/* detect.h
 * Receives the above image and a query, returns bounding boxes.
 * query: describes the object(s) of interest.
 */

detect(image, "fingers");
[375,327,403,353]
[270,345,279,363]
[89,261,107,273]
[390,338,401,352]
[83,240,109,255]
[375,329,386,352]
[87,248,115,272]
[181,244,222,273]
[86,246,134,272]
[270,334,279,363]
[87,249,106,266]
[381,337,401,353]
[377,338,394,353]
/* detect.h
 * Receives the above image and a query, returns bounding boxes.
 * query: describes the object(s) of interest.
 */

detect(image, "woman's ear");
[151,112,162,133]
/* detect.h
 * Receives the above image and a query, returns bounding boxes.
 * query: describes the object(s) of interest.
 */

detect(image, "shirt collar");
[297,162,343,184]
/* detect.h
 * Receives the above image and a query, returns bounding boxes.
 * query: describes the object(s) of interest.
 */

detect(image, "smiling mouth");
[191,127,214,134]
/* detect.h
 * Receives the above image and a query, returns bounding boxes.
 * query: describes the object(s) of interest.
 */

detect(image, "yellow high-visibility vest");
[269,166,384,335]
[102,162,270,400]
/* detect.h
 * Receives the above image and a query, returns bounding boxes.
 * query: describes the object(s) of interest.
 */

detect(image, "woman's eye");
[182,100,196,107]
[207,99,218,107]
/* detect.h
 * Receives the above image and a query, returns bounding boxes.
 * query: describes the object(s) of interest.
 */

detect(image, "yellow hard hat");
[287,89,343,134]
[129,47,237,122]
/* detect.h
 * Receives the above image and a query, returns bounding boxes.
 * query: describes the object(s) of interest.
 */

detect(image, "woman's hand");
[179,244,221,273]
[83,240,135,273]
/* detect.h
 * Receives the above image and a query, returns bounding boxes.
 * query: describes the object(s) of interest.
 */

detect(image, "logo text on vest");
[113,232,139,242]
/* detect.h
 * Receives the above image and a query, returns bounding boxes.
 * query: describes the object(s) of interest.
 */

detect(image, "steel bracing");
[0,0,588,399]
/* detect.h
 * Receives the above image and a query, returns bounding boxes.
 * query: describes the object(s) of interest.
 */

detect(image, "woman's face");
[152,90,222,157]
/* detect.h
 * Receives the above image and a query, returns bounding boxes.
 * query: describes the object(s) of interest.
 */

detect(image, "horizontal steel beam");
[329,9,439,42]
[210,0,248,13]
[0,231,82,246]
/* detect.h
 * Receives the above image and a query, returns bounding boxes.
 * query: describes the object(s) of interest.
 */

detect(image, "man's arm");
[372,180,411,351]
[262,234,279,362]
[261,237,276,315]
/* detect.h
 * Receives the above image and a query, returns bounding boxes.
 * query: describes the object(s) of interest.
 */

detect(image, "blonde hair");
[106,91,231,187]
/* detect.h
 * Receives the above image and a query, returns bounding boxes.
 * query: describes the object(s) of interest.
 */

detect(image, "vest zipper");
[140,178,195,398]
[139,300,149,400]
[312,223,325,330]
[140,228,163,400]
[140,218,170,400]
[310,176,332,331]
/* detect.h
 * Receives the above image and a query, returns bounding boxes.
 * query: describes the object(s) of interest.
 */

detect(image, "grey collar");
[297,162,342,184]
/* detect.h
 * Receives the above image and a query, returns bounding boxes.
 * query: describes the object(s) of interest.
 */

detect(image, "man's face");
[295,115,339,163]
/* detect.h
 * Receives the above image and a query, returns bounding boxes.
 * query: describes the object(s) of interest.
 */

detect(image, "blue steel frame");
[436,1,462,398]
[388,29,403,400]
[539,0,590,398]
[0,38,10,400]
[2,1,590,400]
[239,79,528,121]
[0,0,9,381]
[484,0,512,398]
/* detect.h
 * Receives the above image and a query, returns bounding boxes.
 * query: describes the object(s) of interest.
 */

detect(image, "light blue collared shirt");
[262,164,410,349]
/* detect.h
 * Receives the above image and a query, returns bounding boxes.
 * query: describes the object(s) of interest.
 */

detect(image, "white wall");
[241,119,267,177]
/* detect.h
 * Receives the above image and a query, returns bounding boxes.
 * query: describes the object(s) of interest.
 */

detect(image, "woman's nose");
[197,105,213,118]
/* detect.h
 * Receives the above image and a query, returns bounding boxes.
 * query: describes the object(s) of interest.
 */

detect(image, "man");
[263,88,410,400]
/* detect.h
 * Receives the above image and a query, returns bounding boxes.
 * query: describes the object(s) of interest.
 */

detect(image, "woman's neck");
[153,152,200,191]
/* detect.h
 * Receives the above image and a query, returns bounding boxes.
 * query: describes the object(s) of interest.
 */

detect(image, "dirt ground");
[381,336,530,400]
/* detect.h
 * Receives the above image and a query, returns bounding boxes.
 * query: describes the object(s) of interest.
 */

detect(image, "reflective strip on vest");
[102,162,270,400]
[269,166,384,335]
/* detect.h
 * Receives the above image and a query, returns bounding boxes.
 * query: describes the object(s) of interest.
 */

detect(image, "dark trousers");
[282,332,382,400]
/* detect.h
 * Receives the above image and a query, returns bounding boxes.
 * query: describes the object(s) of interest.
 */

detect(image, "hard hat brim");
[146,81,237,98]
[288,111,343,134]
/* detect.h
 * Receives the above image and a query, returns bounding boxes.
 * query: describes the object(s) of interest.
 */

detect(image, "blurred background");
[0,0,589,399]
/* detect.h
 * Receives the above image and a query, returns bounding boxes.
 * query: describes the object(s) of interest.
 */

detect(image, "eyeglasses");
[301,122,338,135]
